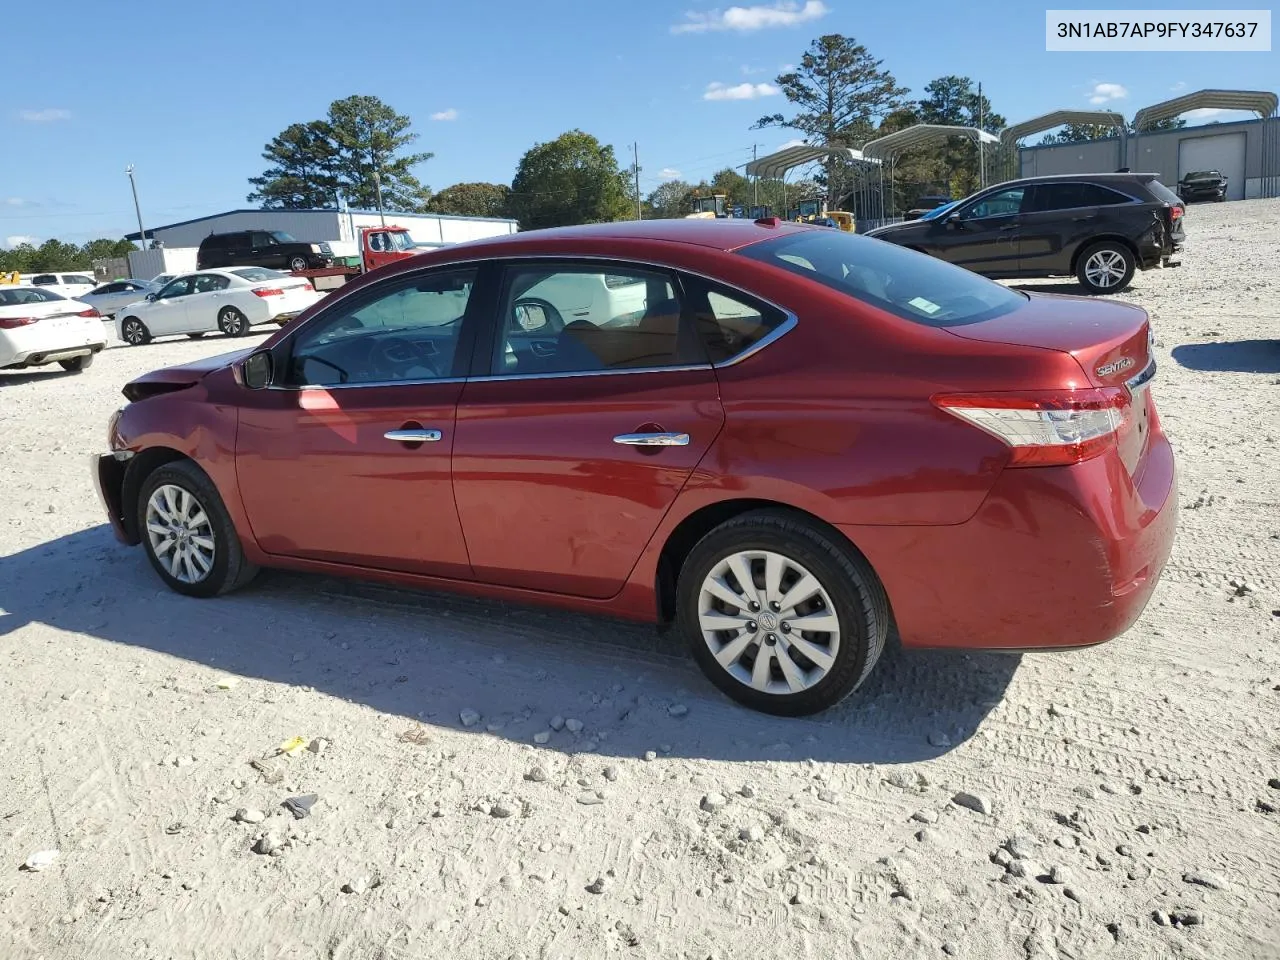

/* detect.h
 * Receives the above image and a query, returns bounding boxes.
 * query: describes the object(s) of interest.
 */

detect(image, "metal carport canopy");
[998,110,1125,146]
[1133,88,1278,128]
[744,145,874,180]
[860,124,998,159]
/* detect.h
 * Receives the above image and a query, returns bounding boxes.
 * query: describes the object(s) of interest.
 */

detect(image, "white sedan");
[115,267,322,346]
[0,285,107,373]
[79,278,159,318]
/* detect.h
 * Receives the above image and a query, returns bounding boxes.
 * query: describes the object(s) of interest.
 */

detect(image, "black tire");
[136,459,260,598]
[217,307,249,337]
[289,256,308,272]
[1076,241,1135,295]
[58,354,93,373]
[120,316,151,346]
[187,332,206,339]
[675,510,889,716]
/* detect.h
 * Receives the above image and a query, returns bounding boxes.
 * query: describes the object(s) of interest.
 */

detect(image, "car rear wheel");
[58,354,93,373]
[289,256,308,272]
[1076,242,1135,294]
[217,307,249,337]
[120,317,151,346]
[137,460,259,598]
[676,511,888,716]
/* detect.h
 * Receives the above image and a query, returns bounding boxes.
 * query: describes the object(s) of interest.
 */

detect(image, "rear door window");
[685,280,789,364]
[740,229,1025,328]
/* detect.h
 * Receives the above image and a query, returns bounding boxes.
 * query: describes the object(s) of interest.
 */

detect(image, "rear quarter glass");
[739,230,1026,328]
[1144,179,1183,205]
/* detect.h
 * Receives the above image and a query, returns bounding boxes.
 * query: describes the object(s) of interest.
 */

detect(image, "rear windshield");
[0,288,63,305]
[739,229,1025,327]
[230,267,287,282]
[1145,179,1183,205]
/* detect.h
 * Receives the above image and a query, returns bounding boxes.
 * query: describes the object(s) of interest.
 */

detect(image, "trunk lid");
[945,293,1154,473]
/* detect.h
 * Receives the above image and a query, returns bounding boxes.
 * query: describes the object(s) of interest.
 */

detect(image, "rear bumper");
[842,427,1177,651]
[91,452,133,544]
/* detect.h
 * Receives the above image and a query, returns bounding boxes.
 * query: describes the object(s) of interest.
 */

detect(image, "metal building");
[1018,89,1279,201]
[125,207,519,255]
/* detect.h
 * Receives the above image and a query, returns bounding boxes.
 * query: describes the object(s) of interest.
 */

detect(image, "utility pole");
[753,144,759,208]
[977,81,986,188]
[633,143,642,220]
[373,169,386,226]
[125,165,147,249]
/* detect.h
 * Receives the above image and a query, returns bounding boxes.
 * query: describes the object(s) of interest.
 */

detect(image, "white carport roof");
[860,124,999,160]
[1134,88,1279,129]
[999,110,1125,146]
[744,144,875,180]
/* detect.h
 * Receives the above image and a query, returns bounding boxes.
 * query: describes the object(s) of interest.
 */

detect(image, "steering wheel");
[371,336,441,380]
[513,297,565,334]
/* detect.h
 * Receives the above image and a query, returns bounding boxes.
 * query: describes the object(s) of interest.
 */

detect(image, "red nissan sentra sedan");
[92,218,1176,715]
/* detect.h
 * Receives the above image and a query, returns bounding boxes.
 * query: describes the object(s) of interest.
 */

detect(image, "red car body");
[94,218,1176,661]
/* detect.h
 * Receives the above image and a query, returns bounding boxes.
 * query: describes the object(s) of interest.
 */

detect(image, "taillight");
[1169,205,1183,220]
[933,388,1128,467]
[252,287,284,298]
[0,316,39,329]
[77,307,100,318]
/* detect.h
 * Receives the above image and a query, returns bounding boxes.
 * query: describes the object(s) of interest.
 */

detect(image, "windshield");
[918,200,960,221]
[270,231,297,243]
[740,229,1025,328]
[1185,170,1219,179]
[231,267,288,282]
[389,231,416,251]
[0,288,64,305]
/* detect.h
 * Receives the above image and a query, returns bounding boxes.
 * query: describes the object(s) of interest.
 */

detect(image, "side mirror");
[241,350,273,390]
[946,212,963,229]
[145,292,157,301]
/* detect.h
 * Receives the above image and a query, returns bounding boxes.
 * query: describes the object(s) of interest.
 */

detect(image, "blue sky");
[2,0,1274,246]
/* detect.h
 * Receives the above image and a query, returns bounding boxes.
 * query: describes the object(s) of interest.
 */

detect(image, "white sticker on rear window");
[908,296,942,315]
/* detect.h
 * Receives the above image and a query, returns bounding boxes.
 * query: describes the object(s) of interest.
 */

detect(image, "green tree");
[327,95,433,210]
[754,34,909,200]
[247,121,341,208]
[248,96,432,211]
[428,182,511,218]
[508,130,633,229]
[1037,116,1186,145]
[915,76,1006,198]
[646,179,693,218]
[81,238,138,262]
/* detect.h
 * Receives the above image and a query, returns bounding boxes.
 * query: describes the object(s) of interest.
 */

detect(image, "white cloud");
[1087,82,1128,105]
[659,168,683,180]
[703,81,780,101]
[1171,81,1187,92]
[2,235,40,249]
[1182,107,1252,122]
[4,197,30,207]
[673,1,828,34]
[18,108,71,122]
[776,138,807,150]
[430,108,459,121]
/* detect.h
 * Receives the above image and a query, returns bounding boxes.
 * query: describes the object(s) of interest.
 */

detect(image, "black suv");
[867,173,1184,294]
[196,230,333,272]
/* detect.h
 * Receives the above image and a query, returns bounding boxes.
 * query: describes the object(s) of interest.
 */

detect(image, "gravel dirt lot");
[2,199,1278,960]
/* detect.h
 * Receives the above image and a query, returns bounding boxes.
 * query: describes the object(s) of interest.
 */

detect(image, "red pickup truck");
[290,225,421,290]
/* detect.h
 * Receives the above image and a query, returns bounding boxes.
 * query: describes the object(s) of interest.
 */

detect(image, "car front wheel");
[289,256,308,272]
[676,511,889,715]
[1076,241,1136,294]
[137,460,259,598]
[120,317,151,346]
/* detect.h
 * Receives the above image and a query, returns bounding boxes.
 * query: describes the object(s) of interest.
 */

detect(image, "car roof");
[426,217,816,258]
[1002,172,1162,186]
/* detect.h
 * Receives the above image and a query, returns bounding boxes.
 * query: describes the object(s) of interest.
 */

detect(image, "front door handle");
[384,428,442,442]
[613,432,690,446]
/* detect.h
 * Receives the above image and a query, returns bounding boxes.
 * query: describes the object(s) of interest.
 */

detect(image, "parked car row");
[92,217,1175,715]
[868,172,1185,294]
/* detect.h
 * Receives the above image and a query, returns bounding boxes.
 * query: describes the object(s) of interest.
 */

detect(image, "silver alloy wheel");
[1084,249,1127,288]
[219,308,245,335]
[122,319,145,345]
[697,550,841,695]
[290,257,307,271]
[145,484,216,584]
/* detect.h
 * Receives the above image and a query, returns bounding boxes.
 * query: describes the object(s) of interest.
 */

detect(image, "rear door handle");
[613,432,690,446]
[384,428,442,442]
